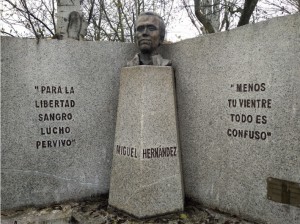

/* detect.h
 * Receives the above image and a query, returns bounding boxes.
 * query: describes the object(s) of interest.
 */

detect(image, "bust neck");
[139,51,157,65]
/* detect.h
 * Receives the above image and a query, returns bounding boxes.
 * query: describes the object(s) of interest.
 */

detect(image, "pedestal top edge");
[121,66,173,72]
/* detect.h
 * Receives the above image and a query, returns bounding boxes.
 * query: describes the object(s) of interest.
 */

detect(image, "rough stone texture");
[56,0,87,40]
[161,14,300,224]
[1,37,136,210]
[109,66,184,218]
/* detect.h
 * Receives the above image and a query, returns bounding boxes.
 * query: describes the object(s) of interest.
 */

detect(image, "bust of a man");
[127,12,171,67]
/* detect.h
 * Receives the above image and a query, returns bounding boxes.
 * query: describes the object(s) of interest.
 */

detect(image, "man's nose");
[141,27,149,35]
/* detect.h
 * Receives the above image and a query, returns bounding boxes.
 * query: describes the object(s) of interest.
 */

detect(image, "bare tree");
[2,0,56,38]
[192,0,259,34]
[83,0,176,42]
[1,0,176,41]
[1,0,299,39]
[183,0,299,35]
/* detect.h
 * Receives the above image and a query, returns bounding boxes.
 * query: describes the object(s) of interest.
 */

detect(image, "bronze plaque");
[267,177,300,207]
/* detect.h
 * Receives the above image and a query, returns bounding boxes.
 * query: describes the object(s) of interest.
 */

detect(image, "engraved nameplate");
[267,177,300,207]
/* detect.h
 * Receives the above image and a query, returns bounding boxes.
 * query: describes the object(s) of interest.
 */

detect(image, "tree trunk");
[237,0,258,27]
[194,0,215,33]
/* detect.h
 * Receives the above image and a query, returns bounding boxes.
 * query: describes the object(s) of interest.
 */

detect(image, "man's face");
[135,15,161,54]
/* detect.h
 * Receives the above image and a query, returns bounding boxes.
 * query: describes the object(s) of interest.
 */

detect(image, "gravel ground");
[1,195,257,224]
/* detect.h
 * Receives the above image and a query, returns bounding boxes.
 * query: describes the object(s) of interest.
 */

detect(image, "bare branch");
[20,0,39,38]
[87,0,95,24]
[182,0,202,34]
[1,30,16,37]
[4,0,55,36]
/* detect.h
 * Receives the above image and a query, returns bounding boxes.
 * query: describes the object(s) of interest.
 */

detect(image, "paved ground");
[1,195,257,224]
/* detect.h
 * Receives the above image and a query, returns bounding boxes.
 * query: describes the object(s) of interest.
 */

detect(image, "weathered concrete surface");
[109,66,184,218]
[162,13,300,224]
[1,37,136,210]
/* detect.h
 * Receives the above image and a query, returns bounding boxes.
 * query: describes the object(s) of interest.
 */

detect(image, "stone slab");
[1,37,136,210]
[161,14,300,224]
[108,66,184,218]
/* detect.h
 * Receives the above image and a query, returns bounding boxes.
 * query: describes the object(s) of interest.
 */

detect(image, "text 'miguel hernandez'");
[116,145,178,159]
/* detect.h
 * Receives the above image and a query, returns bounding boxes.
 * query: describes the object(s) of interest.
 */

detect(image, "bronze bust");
[127,12,171,67]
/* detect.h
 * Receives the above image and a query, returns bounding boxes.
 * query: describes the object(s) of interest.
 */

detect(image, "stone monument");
[1,12,299,224]
[108,12,184,218]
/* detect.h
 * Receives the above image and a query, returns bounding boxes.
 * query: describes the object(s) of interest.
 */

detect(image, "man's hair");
[136,12,166,42]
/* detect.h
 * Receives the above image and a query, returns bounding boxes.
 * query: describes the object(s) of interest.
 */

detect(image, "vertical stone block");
[1,37,136,210]
[109,66,184,218]
[56,0,87,40]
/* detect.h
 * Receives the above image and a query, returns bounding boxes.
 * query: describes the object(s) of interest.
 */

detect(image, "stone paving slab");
[1,196,256,224]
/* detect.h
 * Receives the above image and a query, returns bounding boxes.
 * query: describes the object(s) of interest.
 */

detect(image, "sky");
[166,8,200,42]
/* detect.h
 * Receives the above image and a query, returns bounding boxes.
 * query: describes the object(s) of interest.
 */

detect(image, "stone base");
[108,66,184,218]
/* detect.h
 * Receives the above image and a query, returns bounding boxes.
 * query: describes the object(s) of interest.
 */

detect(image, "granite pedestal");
[108,66,184,218]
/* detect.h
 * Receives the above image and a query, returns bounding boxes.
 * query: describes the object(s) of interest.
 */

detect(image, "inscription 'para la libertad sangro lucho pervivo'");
[227,83,272,140]
[35,86,76,149]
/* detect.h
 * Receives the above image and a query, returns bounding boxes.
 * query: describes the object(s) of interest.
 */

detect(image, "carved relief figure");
[127,12,172,66]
